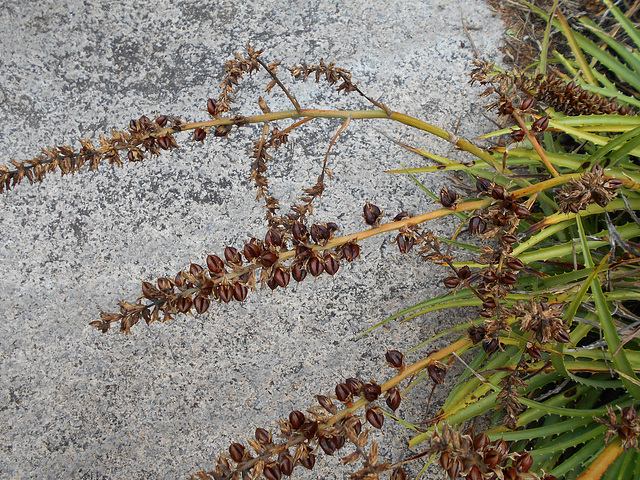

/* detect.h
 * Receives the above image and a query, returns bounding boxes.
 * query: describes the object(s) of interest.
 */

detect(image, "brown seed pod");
[510,129,525,142]
[190,263,204,275]
[289,411,305,430]
[427,362,446,384]
[299,452,316,470]
[158,135,172,150]
[317,395,337,414]
[176,296,193,313]
[243,241,262,261]
[255,427,271,444]
[174,271,185,287]
[554,329,571,343]
[505,257,524,271]
[366,407,384,429]
[345,378,363,396]
[385,350,405,370]
[342,242,360,262]
[156,115,168,127]
[606,178,624,190]
[295,245,313,260]
[157,277,173,291]
[300,420,318,439]
[263,465,281,480]
[458,266,472,280]
[308,256,324,277]
[532,116,550,133]
[193,127,207,142]
[206,98,217,116]
[214,124,232,137]
[224,246,242,265]
[141,281,159,298]
[484,337,500,354]
[323,253,339,276]
[260,251,279,268]
[292,221,308,243]
[232,282,248,302]
[440,187,459,208]
[526,343,542,360]
[443,276,460,289]
[363,202,382,226]
[310,224,329,243]
[501,233,518,245]
[206,254,225,274]
[396,232,415,253]
[521,97,536,111]
[335,383,352,403]
[514,205,531,219]
[391,467,407,480]
[291,263,307,283]
[267,276,278,291]
[468,324,486,344]
[501,272,518,285]
[469,216,486,235]
[473,433,490,451]
[516,452,533,472]
[483,270,498,284]
[362,382,381,402]
[265,229,283,248]
[278,453,294,476]
[218,284,234,303]
[491,184,506,200]
[229,443,245,463]
[194,296,211,315]
[318,436,337,455]
[482,297,497,310]
[476,177,493,193]
[386,388,402,411]
[393,211,411,221]
[273,268,290,288]
[326,222,338,232]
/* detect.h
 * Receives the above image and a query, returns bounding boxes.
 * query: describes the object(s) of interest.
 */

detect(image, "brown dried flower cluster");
[0,114,180,194]
[555,164,623,214]
[596,405,640,451]
[428,423,541,480]
[513,299,569,345]
[191,372,407,480]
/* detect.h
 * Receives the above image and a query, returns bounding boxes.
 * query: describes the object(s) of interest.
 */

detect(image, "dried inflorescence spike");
[556,164,622,214]
[596,405,640,450]
[512,299,567,345]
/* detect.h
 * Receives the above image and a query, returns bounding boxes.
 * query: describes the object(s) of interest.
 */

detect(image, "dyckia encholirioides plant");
[3,1,640,479]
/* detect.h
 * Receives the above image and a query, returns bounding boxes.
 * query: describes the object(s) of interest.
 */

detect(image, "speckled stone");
[0,1,503,479]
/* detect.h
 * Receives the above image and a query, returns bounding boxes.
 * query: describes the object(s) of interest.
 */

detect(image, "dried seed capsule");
[291,263,307,283]
[506,257,524,270]
[501,272,518,285]
[458,266,472,280]
[206,254,225,274]
[476,177,493,193]
[386,388,402,411]
[264,465,281,480]
[218,284,234,303]
[362,382,381,402]
[156,115,168,127]
[267,277,278,291]
[292,221,308,242]
[308,256,324,277]
[427,363,446,384]
[255,427,271,444]
[605,178,624,190]
[514,205,531,219]
[279,454,294,476]
[158,135,172,150]
[482,297,497,309]
[229,443,245,463]
[391,467,407,480]
[319,436,337,455]
[141,281,159,298]
[323,253,339,276]
[468,324,486,344]
[157,277,173,291]
[174,271,185,287]
[473,433,490,451]
[300,452,316,470]
[129,119,139,132]
[483,270,498,283]
[207,98,217,116]
[511,129,525,142]
[345,378,363,395]
[521,97,536,111]
[366,407,384,429]
[243,242,262,261]
[177,296,192,313]
[443,276,460,289]
[499,100,514,115]
[491,184,506,200]
[385,350,405,370]
[501,233,518,245]
[483,337,500,354]
[393,211,411,221]
[190,263,204,275]
[194,296,210,315]
[310,224,329,243]
[317,395,337,414]
[224,246,242,265]
[342,242,360,262]
[469,216,486,235]
[554,329,571,343]
[300,420,318,439]
[295,245,313,259]
[363,202,382,226]
[260,251,279,268]
[526,344,543,359]
[335,383,352,403]
[440,187,459,208]
[516,452,533,472]
[532,116,550,133]
[396,233,415,253]
[273,268,290,288]
[289,411,305,430]
[193,127,207,142]
[265,229,283,248]
[232,282,248,301]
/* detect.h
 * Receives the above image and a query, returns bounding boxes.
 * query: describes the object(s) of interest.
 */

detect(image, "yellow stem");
[574,438,623,480]
[512,111,559,177]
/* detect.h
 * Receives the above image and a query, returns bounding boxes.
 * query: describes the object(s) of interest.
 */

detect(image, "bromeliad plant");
[3,1,640,479]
